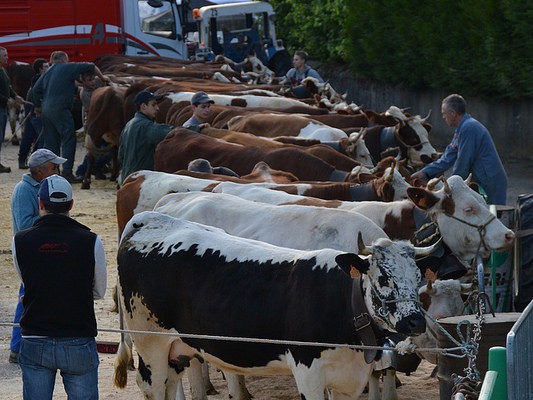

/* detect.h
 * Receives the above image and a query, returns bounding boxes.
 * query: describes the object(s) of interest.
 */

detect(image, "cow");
[154,128,354,181]
[359,106,439,167]
[116,166,299,235]
[196,127,362,172]
[82,85,127,189]
[153,191,389,251]
[114,211,436,400]
[5,61,34,144]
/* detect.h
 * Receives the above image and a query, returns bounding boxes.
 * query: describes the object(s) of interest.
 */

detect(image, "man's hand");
[101,75,111,85]
[15,95,24,107]
[34,107,42,118]
[198,123,210,130]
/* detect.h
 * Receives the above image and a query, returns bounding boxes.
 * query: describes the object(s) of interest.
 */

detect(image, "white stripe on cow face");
[122,211,343,271]
[361,239,422,331]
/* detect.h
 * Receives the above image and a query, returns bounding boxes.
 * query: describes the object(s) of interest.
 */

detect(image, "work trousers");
[19,106,44,164]
[42,106,76,174]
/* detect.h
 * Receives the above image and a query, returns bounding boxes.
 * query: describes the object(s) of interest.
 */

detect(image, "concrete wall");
[314,63,533,159]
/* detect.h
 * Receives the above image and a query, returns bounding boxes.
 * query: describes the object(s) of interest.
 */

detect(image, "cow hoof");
[11,137,19,146]
[81,181,91,190]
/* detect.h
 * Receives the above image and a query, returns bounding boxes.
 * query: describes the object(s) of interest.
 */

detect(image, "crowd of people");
[1,45,509,398]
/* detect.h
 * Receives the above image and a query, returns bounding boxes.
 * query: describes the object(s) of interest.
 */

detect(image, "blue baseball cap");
[134,91,163,105]
[38,174,72,203]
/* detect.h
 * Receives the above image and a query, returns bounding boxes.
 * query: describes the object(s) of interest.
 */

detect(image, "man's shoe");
[0,164,11,173]
[9,350,19,363]
[61,172,83,183]
[19,162,29,169]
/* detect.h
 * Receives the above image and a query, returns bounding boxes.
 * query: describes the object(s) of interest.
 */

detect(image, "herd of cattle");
[8,54,516,399]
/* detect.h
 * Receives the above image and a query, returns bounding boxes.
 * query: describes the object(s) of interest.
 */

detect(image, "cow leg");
[226,372,253,400]
[187,357,207,400]
[165,362,186,400]
[290,367,326,400]
[110,145,119,181]
[136,353,168,400]
[382,369,398,400]
[367,370,381,400]
[81,151,95,190]
[8,105,19,145]
[201,361,218,395]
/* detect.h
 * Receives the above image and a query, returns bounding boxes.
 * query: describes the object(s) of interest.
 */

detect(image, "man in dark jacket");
[33,51,108,182]
[118,90,173,184]
[13,174,106,399]
[0,46,24,172]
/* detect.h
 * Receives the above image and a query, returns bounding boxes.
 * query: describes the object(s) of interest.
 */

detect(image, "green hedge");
[270,0,532,100]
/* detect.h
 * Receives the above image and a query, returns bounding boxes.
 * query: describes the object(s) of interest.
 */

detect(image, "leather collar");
[351,277,380,363]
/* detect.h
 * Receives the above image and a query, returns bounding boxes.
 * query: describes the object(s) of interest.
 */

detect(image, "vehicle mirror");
[148,0,163,8]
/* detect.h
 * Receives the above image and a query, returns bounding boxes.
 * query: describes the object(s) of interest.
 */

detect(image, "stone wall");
[314,63,533,159]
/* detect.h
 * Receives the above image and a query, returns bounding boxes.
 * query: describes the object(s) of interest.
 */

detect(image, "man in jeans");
[9,148,67,363]
[12,174,107,399]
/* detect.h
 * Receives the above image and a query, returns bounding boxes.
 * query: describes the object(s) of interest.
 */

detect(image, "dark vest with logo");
[15,214,98,337]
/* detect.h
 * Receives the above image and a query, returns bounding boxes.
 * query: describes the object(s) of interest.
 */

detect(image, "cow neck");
[351,277,381,364]
[349,182,377,201]
[321,141,340,152]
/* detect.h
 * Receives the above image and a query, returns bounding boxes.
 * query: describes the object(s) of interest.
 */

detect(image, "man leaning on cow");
[411,94,507,205]
[32,50,109,183]
[118,90,174,185]
[1,46,25,173]
[182,91,214,131]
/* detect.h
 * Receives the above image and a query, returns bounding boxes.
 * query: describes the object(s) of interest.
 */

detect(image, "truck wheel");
[269,50,292,77]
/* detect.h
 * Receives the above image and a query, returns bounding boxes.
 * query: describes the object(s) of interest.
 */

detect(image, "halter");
[442,211,497,256]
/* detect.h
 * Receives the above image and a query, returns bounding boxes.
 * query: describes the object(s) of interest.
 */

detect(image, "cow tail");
[113,284,132,388]
[113,338,132,388]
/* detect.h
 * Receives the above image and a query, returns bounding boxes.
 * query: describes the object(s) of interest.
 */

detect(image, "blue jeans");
[19,337,99,400]
[19,106,44,164]
[10,283,24,353]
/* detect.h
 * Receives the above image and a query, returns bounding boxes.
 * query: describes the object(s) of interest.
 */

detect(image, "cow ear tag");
[424,269,436,282]
[350,266,361,279]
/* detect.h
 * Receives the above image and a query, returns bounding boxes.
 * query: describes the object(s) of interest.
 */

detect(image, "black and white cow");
[114,212,436,400]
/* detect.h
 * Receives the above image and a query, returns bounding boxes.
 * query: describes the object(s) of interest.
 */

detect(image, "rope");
[0,322,464,355]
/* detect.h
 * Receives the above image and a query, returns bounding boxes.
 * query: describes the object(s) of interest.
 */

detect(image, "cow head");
[346,130,374,168]
[377,164,411,200]
[418,279,470,319]
[384,106,439,166]
[336,236,440,335]
[241,56,274,83]
[407,175,515,260]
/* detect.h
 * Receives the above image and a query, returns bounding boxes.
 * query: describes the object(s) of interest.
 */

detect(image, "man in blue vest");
[13,174,106,399]
[411,94,507,205]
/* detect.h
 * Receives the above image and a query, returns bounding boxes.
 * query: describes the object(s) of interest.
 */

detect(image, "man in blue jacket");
[33,51,108,183]
[412,94,507,205]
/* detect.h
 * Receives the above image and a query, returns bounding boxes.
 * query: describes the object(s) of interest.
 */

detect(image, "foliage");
[270,0,532,99]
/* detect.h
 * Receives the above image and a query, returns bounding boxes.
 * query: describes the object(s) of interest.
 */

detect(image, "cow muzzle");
[396,313,426,336]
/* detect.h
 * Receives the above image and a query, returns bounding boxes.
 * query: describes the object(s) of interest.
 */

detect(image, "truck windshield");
[138,0,177,38]
[211,12,268,46]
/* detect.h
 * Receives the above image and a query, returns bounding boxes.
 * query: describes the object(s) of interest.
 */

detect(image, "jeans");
[42,106,76,174]
[76,139,111,177]
[10,283,24,353]
[19,337,99,400]
[19,106,44,164]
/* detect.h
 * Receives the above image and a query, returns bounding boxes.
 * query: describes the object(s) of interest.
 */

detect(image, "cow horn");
[441,176,452,194]
[357,232,373,255]
[426,279,435,294]
[400,107,410,113]
[413,238,442,257]
[427,178,439,191]
[461,282,473,292]
[421,109,432,122]
[465,173,472,184]
[349,129,363,144]
[383,165,394,182]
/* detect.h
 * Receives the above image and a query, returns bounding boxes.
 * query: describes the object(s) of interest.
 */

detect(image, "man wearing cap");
[118,90,173,184]
[12,174,106,399]
[32,50,109,183]
[8,148,67,363]
[182,91,214,131]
